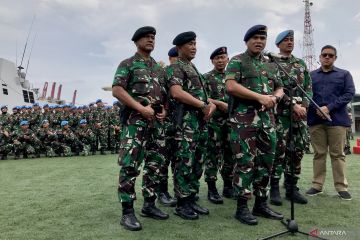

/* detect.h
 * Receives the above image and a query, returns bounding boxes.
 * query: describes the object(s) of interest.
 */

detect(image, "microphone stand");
[258,55,330,240]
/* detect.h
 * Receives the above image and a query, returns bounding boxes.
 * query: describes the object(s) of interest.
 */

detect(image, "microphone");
[263,51,289,60]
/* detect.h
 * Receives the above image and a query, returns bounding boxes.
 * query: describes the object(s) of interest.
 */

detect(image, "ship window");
[2,88,8,95]
[29,92,35,103]
[23,90,29,103]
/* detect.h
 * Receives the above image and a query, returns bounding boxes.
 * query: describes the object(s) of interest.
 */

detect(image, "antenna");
[302,0,317,71]
[19,15,36,70]
[25,32,37,76]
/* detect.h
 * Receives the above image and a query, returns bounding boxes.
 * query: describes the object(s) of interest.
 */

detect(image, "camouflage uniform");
[37,124,58,157]
[225,51,282,199]
[167,57,209,199]
[203,69,234,184]
[272,56,312,183]
[75,124,96,156]
[92,106,108,154]
[56,127,80,157]
[113,53,167,203]
[0,125,12,159]
[13,127,41,158]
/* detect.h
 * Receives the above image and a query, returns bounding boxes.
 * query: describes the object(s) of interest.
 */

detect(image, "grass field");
[1,141,359,240]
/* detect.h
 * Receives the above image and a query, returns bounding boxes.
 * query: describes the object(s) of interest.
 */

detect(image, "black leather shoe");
[234,204,258,225]
[189,201,209,215]
[120,213,142,231]
[174,203,199,220]
[286,190,308,204]
[208,189,224,204]
[253,199,283,220]
[140,202,169,220]
[158,192,177,207]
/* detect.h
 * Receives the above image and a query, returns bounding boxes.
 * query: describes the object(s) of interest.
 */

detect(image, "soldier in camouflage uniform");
[56,120,80,157]
[13,120,41,159]
[204,47,235,204]
[0,105,10,126]
[269,30,312,206]
[112,26,169,231]
[157,47,179,207]
[167,31,217,220]
[344,105,352,155]
[75,119,96,156]
[37,119,57,157]
[92,99,108,155]
[0,122,12,160]
[225,25,284,225]
[108,101,121,154]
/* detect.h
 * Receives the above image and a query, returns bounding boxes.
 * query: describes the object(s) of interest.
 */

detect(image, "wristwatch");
[200,101,208,110]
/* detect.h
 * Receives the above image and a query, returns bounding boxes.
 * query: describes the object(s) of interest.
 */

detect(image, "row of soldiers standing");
[0,100,121,159]
[112,25,313,231]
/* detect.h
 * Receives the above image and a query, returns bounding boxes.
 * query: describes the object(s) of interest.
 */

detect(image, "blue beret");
[1,105,7,109]
[131,26,156,42]
[210,46,227,59]
[96,99,102,103]
[33,103,39,106]
[26,106,32,109]
[13,106,18,110]
[79,119,87,124]
[243,25,267,42]
[42,119,49,124]
[61,120,69,127]
[275,30,294,45]
[89,102,95,106]
[173,31,196,46]
[113,100,119,105]
[168,47,178,57]
[20,120,29,126]
[43,104,49,108]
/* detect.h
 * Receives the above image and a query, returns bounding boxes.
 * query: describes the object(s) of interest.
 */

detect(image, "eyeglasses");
[321,53,335,58]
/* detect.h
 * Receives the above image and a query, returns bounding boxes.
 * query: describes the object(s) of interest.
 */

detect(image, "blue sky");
[1,0,359,105]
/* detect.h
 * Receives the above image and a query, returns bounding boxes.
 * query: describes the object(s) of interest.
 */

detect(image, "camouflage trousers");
[94,127,107,150]
[109,127,120,152]
[272,116,307,181]
[0,143,13,155]
[205,122,234,183]
[44,145,56,157]
[117,120,166,203]
[229,123,276,199]
[14,142,38,156]
[57,143,72,157]
[173,112,208,198]
[159,119,176,182]
[81,144,91,156]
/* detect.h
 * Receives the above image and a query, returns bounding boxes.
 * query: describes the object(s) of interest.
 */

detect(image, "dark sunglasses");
[321,53,335,58]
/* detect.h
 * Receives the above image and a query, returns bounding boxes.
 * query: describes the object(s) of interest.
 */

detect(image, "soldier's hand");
[258,95,275,109]
[140,105,155,121]
[203,102,216,121]
[293,104,307,119]
[155,105,167,121]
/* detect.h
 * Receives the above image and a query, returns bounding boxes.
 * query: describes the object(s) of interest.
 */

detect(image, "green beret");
[243,25,267,42]
[131,26,156,42]
[173,31,196,46]
[210,46,227,59]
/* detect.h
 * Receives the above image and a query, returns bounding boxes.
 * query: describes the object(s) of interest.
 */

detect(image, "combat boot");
[120,202,142,231]
[270,178,282,206]
[222,180,233,198]
[23,153,28,159]
[158,180,177,207]
[252,196,283,220]
[207,181,223,204]
[174,197,198,220]
[1,154,7,160]
[140,197,169,220]
[234,197,258,225]
[284,175,308,204]
[189,193,209,215]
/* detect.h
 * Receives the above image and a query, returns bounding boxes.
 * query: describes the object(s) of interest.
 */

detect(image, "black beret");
[173,31,196,46]
[131,26,156,42]
[210,46,227,59]
[243,25,267,42]
[168,47,178,57]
